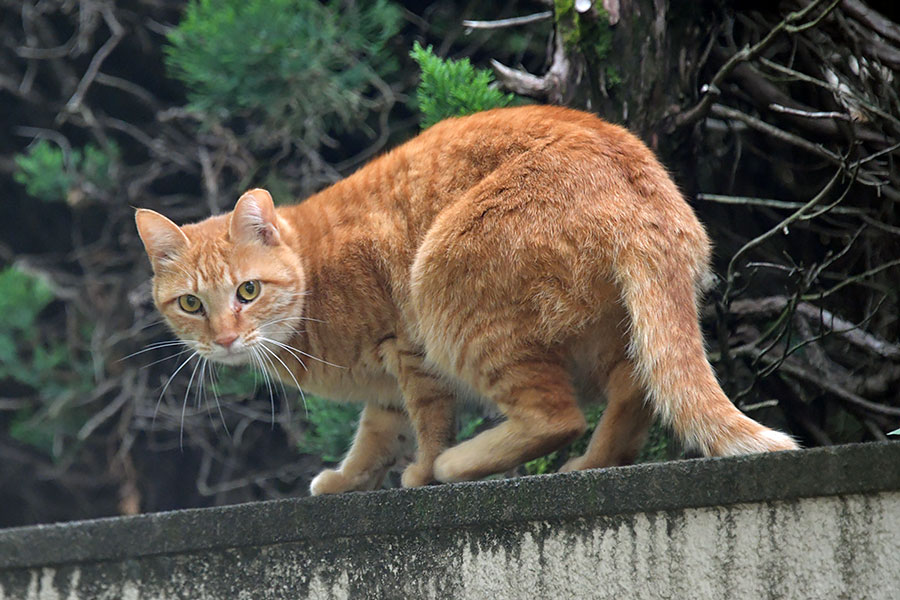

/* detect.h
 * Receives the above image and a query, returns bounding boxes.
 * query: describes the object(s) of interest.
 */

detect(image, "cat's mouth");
[202,343,253,366]
[195,332,298,369]
[209,351,251,366]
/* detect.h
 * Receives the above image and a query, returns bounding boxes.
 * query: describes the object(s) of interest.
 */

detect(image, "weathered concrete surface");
[1,442,898,599]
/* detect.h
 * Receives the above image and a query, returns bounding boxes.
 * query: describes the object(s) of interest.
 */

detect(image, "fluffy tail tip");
[714,426,800,457]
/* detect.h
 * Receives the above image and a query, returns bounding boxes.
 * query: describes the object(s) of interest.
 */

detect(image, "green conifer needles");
[410,42,515,129]
[165,0,401,140]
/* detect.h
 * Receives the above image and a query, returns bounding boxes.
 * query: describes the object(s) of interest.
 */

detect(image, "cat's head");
[135,189,306,366]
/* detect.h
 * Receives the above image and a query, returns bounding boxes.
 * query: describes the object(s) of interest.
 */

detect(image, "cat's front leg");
[389,345,456,488]
[309,402,412,495]
[398,390,455,488]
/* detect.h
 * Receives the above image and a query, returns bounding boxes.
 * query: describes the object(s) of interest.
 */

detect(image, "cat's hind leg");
[560,360,653,472]
[309,402,411,495]
[432,358,586,483]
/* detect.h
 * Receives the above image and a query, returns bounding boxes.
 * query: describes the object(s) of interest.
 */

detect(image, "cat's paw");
[558,455,587,473]
[309,469,353,495]
[432,448,469,483]
[400,461,434,488]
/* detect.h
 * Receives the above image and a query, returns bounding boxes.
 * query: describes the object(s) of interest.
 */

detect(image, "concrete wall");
[1,442,898,599]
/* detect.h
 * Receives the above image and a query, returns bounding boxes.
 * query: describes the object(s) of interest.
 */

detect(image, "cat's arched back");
[137,106,797,494]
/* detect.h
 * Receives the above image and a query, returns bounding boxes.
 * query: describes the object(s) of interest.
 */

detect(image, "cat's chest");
[276,333,402,407]
[297,364,402,408]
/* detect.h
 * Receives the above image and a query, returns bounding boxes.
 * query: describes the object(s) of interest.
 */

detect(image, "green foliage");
[210,366,259,397]
[410,42,515,129]
[165,0,401,141]
[636,420,680,463]
[13,140,118,203]
[605,65,623,88]
[0,267,55,375]
[297,396,361,463]
[523,451,557,476]
[457,414,485,441]
[554,0,612,56]
[0,267,94,457]
[12,141,68,202]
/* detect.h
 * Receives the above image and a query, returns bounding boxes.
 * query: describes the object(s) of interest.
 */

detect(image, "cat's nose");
[214,332,239,348]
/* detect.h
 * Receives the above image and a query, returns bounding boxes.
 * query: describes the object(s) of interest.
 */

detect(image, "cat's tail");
[612,230,798,457]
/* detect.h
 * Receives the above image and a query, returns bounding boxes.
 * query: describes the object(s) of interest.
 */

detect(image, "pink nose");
[214,333,239,348]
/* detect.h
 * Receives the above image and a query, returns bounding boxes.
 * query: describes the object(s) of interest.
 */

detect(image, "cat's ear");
[230,188,281,246]
[135,209,190,270]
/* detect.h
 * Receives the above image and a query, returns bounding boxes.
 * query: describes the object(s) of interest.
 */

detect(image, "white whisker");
[256,348,284,427]
[259,344,292,425]
[249,347,277,427]
[153,351,199,430]
[207,361,230,436]
[260,348,289,400]
[262,337,344,369]
[259,343,303,417]
[181,353,204,448]
[199,358,211,424]
[141,347,193,370]
[119,340,190,362]
[197,357,207,411]
[259,336,307,371]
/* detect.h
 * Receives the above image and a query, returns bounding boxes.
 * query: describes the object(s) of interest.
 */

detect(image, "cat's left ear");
[135,208,190,271]
[230,188,281,246]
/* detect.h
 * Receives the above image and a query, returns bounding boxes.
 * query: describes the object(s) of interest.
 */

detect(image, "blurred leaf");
[457,415,484,441]
[0,267,54,340]
[210,366,259,397]
[0,267,93,457]
[13,140,119,203]
[12,140,71,202]
[165,0,402,144]
[297,396,361,463]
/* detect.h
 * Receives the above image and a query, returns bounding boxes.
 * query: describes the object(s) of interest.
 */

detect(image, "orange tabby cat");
[136,105,797,495]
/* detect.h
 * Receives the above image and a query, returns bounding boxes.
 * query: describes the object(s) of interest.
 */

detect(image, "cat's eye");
[237,280,261,303]
[178,294,203,314]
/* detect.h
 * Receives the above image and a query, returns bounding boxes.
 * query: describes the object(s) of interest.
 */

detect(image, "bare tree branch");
[463,12,552,30]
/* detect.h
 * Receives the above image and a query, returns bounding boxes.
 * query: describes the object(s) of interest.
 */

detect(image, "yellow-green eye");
[237,280,260,303]
[178,294,203,314]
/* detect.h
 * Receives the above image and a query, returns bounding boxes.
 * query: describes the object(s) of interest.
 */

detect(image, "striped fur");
[136,106,797,495]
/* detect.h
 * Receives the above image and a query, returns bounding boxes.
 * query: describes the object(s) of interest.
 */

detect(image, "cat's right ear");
[135,209,190,271]
[230,188,281,246]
